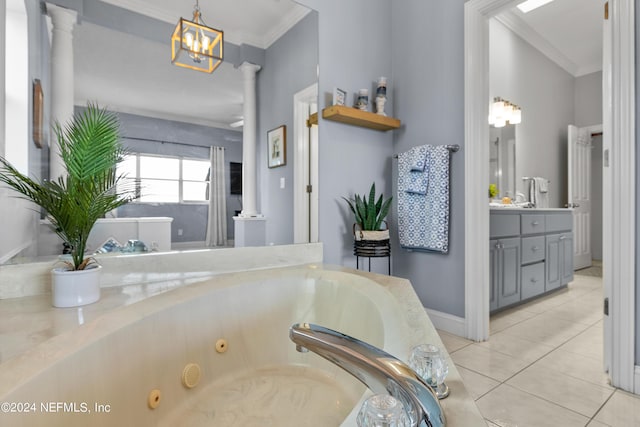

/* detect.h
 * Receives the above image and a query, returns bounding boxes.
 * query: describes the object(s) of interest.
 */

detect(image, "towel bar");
[522,176,551,183]
[393,144,459,158]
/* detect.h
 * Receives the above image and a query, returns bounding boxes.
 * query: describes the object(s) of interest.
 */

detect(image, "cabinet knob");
[559,235,566,241]
[530,278,538,283]
[531,246,539,252]
[532,221,539,226]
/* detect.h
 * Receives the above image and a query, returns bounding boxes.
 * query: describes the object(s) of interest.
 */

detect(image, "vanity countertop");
[490,207,571,213]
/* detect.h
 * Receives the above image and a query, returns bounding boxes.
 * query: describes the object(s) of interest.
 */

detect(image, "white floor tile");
[437,329,473,353]
[456,366,500,400]
[506,363,614,417]
[477,331,555,363]
[558,323,604,362]
[476,384,590,427]
[533,348,613,389]
[593,390,640,426]
[451,344,531,382]
[489,308,539,334]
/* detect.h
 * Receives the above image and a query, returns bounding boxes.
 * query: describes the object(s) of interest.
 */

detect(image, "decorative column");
[234,62,266,247]
[47,4,77,180]
[239,62,261,217]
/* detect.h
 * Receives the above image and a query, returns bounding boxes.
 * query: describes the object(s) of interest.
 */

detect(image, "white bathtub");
[0,267,416,426]
[0,264,485,426]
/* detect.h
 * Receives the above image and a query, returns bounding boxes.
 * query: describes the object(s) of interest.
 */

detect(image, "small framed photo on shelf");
[267,125,286,168]
[333,87,347,106]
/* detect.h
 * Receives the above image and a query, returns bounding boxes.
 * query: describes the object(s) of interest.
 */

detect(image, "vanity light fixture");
[488,97,522,128]
[516,0,555,14]
[171,0,223,73]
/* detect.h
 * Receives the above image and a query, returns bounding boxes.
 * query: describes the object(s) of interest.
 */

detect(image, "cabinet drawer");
[522,262,545,300]
[521,214,545,235]
[521,236,545,264]
[546,213,572,233]
[490,214,520,238]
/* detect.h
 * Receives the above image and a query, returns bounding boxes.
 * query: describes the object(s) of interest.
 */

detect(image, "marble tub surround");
[0,243,323,299]
[0,264,485,426]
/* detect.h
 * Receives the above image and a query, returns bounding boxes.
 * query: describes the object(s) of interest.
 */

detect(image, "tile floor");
[438,268,640,426]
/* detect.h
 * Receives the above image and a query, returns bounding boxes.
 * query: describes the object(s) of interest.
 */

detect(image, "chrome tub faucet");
[289,323,445,427]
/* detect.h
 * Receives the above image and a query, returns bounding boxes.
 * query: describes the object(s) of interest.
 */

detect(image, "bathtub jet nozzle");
[288,323,445,427]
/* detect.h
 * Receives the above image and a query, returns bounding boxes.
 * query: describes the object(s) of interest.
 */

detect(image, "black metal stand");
[354,239,391,275]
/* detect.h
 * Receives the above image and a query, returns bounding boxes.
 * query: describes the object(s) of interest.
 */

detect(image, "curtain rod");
[122,136,225,150]
[393,144,460,158]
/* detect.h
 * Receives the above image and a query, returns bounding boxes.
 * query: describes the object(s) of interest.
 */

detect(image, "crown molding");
[262,6,310,48]
[100,0,175,23]
[495,10,579,76]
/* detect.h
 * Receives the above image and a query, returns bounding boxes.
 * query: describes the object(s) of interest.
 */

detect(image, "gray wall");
[298,0,394,274]
[574,71,603,127]
[94,111,243,243]
[490,19,575,208]
[257,11,318,246]
[390,0,466,316]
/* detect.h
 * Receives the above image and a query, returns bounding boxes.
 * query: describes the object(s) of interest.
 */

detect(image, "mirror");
[489,124,516,200]
[1,0,318,264]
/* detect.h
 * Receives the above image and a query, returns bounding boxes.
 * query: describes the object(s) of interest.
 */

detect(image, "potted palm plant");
[0,104,136,307]
[343,182,392,241]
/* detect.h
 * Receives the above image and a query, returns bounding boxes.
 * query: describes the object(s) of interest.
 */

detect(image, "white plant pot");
[51,265,102,308]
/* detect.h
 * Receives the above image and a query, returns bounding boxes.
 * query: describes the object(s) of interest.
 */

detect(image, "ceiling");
[73,0,309,129]
[73,0,601,131]
[499,0,603,77]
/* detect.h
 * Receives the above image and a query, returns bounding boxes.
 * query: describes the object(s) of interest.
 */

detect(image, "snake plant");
[0,104,137,270]
[343,182,392,231]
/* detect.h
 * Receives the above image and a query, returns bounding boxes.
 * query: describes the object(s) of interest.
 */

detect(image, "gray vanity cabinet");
[545,232,574,291]
[490,209,573,312]
[490,237,521,309]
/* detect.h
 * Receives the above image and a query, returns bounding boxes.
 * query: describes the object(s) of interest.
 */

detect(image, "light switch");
[280,177,285,189]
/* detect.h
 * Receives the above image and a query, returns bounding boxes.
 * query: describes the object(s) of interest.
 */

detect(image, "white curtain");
[205,146,227,246]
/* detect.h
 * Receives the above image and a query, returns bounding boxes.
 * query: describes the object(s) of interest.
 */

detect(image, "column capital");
[47,3,77,29]
[239,62,262,75]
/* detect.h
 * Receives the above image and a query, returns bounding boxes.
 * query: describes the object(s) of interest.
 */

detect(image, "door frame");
[293,83,318,243]
[464,0,636,392]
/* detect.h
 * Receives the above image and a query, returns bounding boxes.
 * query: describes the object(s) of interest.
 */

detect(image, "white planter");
[51,265,102,308]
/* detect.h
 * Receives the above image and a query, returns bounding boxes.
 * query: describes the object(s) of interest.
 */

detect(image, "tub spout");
[289,323,445,427]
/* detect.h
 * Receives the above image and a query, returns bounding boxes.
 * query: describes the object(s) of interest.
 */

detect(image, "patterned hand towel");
[409,145,429,171]
[397,144,451,253]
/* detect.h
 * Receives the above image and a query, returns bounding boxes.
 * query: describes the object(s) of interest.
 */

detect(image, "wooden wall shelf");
[321,105,401,131]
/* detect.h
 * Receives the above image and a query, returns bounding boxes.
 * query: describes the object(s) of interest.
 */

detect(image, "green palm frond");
[342,182,393,231]
[0,103,137,270]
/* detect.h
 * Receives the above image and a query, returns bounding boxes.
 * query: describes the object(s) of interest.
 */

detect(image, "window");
[118,154,210,203]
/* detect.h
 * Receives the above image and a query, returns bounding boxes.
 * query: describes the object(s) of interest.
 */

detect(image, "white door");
[293,83,318,243]
[567,125,592,270]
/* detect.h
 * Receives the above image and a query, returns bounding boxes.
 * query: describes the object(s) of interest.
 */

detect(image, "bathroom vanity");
[490,208,573,312]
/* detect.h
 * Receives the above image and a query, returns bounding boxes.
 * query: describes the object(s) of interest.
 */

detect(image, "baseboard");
[425,308,466,337]
[635,365,640,395]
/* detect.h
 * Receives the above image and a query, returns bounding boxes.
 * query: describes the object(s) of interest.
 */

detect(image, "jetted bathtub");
[0,265,484,426]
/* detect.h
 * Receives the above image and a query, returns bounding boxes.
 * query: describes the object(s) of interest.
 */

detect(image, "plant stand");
[354,239,391,275]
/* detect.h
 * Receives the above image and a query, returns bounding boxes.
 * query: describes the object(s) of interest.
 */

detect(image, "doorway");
[293,83,318,243]
[464,0,635,392]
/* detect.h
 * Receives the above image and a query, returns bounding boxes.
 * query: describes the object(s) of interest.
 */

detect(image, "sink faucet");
[289,323,445,427]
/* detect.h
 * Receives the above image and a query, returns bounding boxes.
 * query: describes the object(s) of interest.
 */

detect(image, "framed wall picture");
[267,125,286,168]
[333,87,347,106]
[32,79,44,149]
